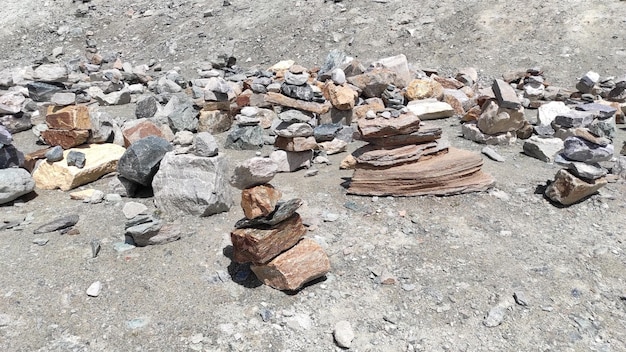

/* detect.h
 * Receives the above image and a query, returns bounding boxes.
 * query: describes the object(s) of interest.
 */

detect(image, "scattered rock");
[230,157,278,189]
[33,214,79,234]
[117,136,172,186]
[481,146,506,162]
[86,281,102,297]
[0,168,35,205]
[67,150,86,168]
[522,136,564,163]
[545,169,607,205]
[122,202,148,219]
[241,184,282,219]
[333,320,355,348]
[270,150,312,172]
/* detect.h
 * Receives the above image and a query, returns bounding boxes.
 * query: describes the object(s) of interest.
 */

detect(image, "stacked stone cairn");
[229,157,330,291]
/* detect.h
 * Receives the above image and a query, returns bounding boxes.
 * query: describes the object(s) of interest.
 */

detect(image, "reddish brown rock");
[353,98,385,120]
[250,238,331,291]
[354,141,444,167]
[23,147,51,172]
[461,106,482,122]
[366,125,442,147]
[122,119,164,147]
[41,129,90,149]
[324,82,358,111]
[265,92,331,115]
[275,136,318,152]
[443,92,465,115]
[45,105,92,130]
[347,68,398,98]
[231,213,307,264]
[545,169,607,206]
[241,184,282,219]
[357,112,421,139]
[432,75,465,90]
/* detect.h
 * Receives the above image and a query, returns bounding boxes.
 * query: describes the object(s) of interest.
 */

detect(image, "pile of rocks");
[229,157,330,291]
[347,109,495,196]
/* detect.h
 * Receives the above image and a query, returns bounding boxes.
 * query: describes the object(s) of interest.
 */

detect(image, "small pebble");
[333,320,355,348]
[86,281,102,297]
[32,238,49,246]
[304,169,319,177]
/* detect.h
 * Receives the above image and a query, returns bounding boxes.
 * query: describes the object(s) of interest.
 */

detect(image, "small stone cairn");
[229,157,330,291]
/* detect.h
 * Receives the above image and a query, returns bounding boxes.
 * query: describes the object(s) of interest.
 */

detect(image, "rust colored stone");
[41,129,90,149]
[45,105,91,130]
[23,147,51,172]
[265,92,331,115]
[324,82,358,111]
[122,119,164,147]
[250,238,330,291]
[432,75,465,89]
[353,98,385,120]
[231,213,307,264]
[462,105,482,122]
[357,112,421,139]
[241,184,282,219]
[274,136,318,152]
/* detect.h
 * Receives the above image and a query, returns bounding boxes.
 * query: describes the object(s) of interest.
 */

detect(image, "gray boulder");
[230,157,278,189]
[152,152,233,217]
[0,144,24,169]
[0,168,35,204]
[117,136,173,186]
[562,136,614,163]
[161,94,197,132]
[224,125,264,150]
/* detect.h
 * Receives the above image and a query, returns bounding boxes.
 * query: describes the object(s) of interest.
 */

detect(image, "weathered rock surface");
[241,184,282,219]
[117,136,172,186]
[522,136,564,163]
[0,168,35,204]
[274,136,318,152]
[230,157,278,190]
[224,125,264,150]
[405,100,455,120]
[152,152,233,217]
[545,169,607,205]
[358,112,421,139]
[269,150,312,172]
[234,198,303,229]
[477,100,525,135]
[562,136,614,163]
[33,143,125,191]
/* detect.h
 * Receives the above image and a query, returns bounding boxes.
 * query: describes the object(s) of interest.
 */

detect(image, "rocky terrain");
[1,1,626,351]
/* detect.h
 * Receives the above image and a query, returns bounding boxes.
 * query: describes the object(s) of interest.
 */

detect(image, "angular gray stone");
[26,82,62,102]
[173,131,194,146]
[124,215,180,247]
[122,202,148,219]
[87,110,117,144]
[135,95,160,119]
[193,132,219,157]
[270,150,312,172]
[477,100,525,135]
[0,114,32,134]
[0,144,24,169]
[0,168,35,205]
[576,71,600,93]
[555,154,608,180]
[562,136,614,163]
[67,151,86,169]
[33,64,68,83]
[284,71,309,86]
[152,152,233,217]
[234,198,303,228]
[545,169,606,206]
[281,83,314,101]
[554,110,594,128]
[33,214,79,234]
[461,122,516,145]
[117,136,173,186]
[0,125,12,146]
[588,116,615,140]
[95,89,131,106]
[576,103,617,120]
[275,122,314,138]
[230,157,278,189]
[314,123,342,142]
[481,146,506,162]
[224,125,264,150]
[162,94,198,132]
[492,79,521,110]
[522,136,564,163]
[279,109,313,123]
[50,92,76,106]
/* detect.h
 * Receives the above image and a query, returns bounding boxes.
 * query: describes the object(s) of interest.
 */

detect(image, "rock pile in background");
[229,157,330,291]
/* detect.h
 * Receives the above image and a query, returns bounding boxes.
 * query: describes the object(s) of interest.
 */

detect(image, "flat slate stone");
[33,214,79,234]
[357,112,421,139]
[234,198,303,229]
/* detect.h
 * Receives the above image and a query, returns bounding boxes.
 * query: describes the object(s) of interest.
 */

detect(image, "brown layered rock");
[347,68,397,98]
[348,147,495,196]
[265,92,331,115]
[40,129,90,149]
[122,119,164,147]
[366,125,442,147]
[274,136,318,152]
[432,75,465,90]
[358,112,421,139]
[250,238,331,291]
[545,169,607,206]
[354,142,444,167]
[324,82,358,110]
[241,184,282,219]
[45,105,92,130]
[231,213,307,264]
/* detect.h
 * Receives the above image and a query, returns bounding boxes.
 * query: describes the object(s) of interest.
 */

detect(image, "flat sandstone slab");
[33,143,126,191]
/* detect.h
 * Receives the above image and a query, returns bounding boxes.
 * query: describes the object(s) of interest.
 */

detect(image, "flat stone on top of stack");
[229,157,330,291]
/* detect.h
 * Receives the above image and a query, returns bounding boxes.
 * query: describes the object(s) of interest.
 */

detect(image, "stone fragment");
[374,54,411,88]
[234,198,303,229]
[86,281,101,297]
[230,157,278,190]
[122,202,148,219]
[0,92,25,114]
[545,169,607,205]
[94,89,131,106]
[492,79,521,110]
[117,136,172,186]
[265,92,331,115]
[87,110,117,144]
[357,112,421,139]
[122,119,164,147]
[366,125,442,147]
[576,71,600,93]
[67,150,86,168]
[125,215,179,246]
[613,156,626,180]
[275,136,318,152]
[576,102,617,120]
[135,95,160,119]
[160,94,197,132]
[481,146,506,162]
[325,83,358,110]
[405,79,443,101]
[45,146,64,162]
[347,68,398,98]
[232,213,306,264]
[198,109,232,134]
[280,83,313,101]
[241,184,282,219]
[173,131,194,146]
[538,102,570,126]
[224,125,264,150]
[554,110,594,128]
[0,125,12,146]
[318,138,347,155]
[353,98,385,120]
[269,150,312,172]
[0,144,24,169]
[0,168,35,205]
[588,116,615,140]
[278,109,313,123]
[193,132,219,157]
[555,154,608,180]
[33,214,79,234]
[313,123,342,142]
[572,128,611,147]
[33,64,68,83]
[40,129,90,149]
[50,92,75,106]
[522,136,564,163]
[152,152,233,217]
[26,82,62,102]
[333,321,355,349]
[275,123,314,138]
[462,123,516,145]
[477,100,525,135]
[250,238,330,291]
[69,189,97,201]
[562,136,614,163]
[284,71,309,86]
[354,142,443,167]
[405,100,455,120]
[33,144,125,191]
[433,75,465,90]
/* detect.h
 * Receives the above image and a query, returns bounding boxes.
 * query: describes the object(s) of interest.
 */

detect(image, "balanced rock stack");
[348,110,495,196]
[229,157,330,291]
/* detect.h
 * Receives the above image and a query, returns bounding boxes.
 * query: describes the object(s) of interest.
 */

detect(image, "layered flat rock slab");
[365,125,442,147]
[40,129,90,149]
[152,152,233,217]
[545,169,607,206]
[265,92,331,115]
[357,112,421,139]
[231,213,306,264]
[348,147,495,196]
[405,100,455,120]
[354,141,445,167]
[33,143,126,191]
[250,238,330,291]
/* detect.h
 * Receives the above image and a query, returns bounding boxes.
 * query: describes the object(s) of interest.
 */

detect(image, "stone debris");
[522,136,564,163]
[0,168,35,205]
[116,135,172,192]
[124,214,180,246]
[545,169,608,206]
[86,281,102,297]
[33,214,79,234]
[333,320,355,348]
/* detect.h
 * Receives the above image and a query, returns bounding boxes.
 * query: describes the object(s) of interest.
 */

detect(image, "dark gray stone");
[26,81,63,102]
[555,154,608,180]
[136,95,160,119]
[0,168,35,204]
[152,152,233,217]
[575,103,617,120]
[125,216,163,246]
[562,136,614,163]
[33,214,79,234]
[117,136,173,186]
[281,83,313,101]
[0,144,24,169]
[45,146,64,162]
[554,110,594,128]
[492,79,521,110]
[67,151,86,169]
[0,125,12,145]
[163,94,197,132]
[588,116,615,140]
[224,125,264,150]
[234,198,303,229]
[534,124,555,137]
[314,123,342,142]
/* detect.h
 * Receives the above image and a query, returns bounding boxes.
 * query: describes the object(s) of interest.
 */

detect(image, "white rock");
[123,202,148,219]
[333,320,355,348]
[86,281,102,297]
[538,101,570,127]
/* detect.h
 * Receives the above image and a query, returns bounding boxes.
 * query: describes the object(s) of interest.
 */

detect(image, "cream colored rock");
[33,143,126,191]
[406,100,455,120]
